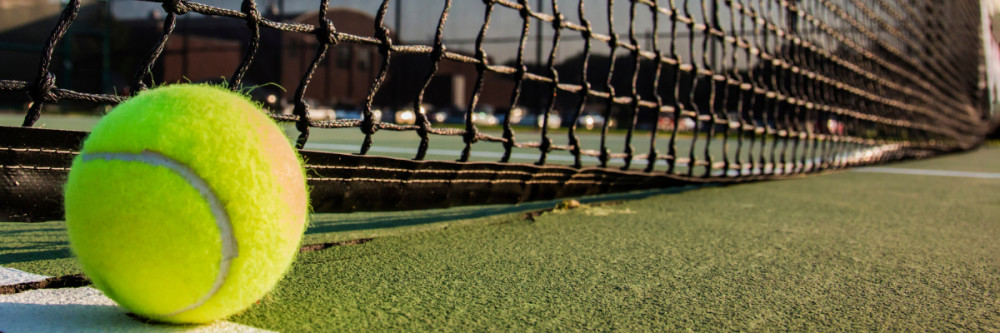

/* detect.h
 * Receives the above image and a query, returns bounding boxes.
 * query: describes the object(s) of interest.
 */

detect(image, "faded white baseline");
[0,266,273,333]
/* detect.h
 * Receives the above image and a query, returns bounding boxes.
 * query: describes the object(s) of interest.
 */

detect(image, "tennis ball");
[64,84,308,324]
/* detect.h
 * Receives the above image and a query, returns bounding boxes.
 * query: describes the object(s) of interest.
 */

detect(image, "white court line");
[0,266,273,333]
[853,167,1000,179]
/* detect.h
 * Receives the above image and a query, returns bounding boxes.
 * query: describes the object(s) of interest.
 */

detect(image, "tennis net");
[1,0,997,221]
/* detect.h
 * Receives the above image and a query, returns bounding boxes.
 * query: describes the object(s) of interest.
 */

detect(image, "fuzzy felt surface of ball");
[64,84,308,324]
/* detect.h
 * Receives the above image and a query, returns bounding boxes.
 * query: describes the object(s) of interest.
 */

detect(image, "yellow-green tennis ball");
[64,84,308,324]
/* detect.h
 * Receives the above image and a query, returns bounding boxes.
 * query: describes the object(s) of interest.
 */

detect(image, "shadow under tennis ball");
[0,248,73,265]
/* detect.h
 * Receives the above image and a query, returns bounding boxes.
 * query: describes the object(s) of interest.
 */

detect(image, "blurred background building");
[0,1,519,122]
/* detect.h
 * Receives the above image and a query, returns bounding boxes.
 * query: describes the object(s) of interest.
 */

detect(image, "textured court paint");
[227,148,1000,331]
[64,84,308,323]
[230,169,1000,331]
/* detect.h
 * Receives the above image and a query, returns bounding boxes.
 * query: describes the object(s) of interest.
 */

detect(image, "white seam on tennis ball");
[82,150,238,317]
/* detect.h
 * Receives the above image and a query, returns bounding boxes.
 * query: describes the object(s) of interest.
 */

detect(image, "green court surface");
[2,142,998,330]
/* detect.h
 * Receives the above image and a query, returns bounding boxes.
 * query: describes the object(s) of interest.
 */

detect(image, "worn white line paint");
[853,167,1000,179]
[0,266,48,285]
[83,151,237,317]
[0,267,271,332]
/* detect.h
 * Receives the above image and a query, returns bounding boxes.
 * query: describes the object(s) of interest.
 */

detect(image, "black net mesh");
[1,0,997,221]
